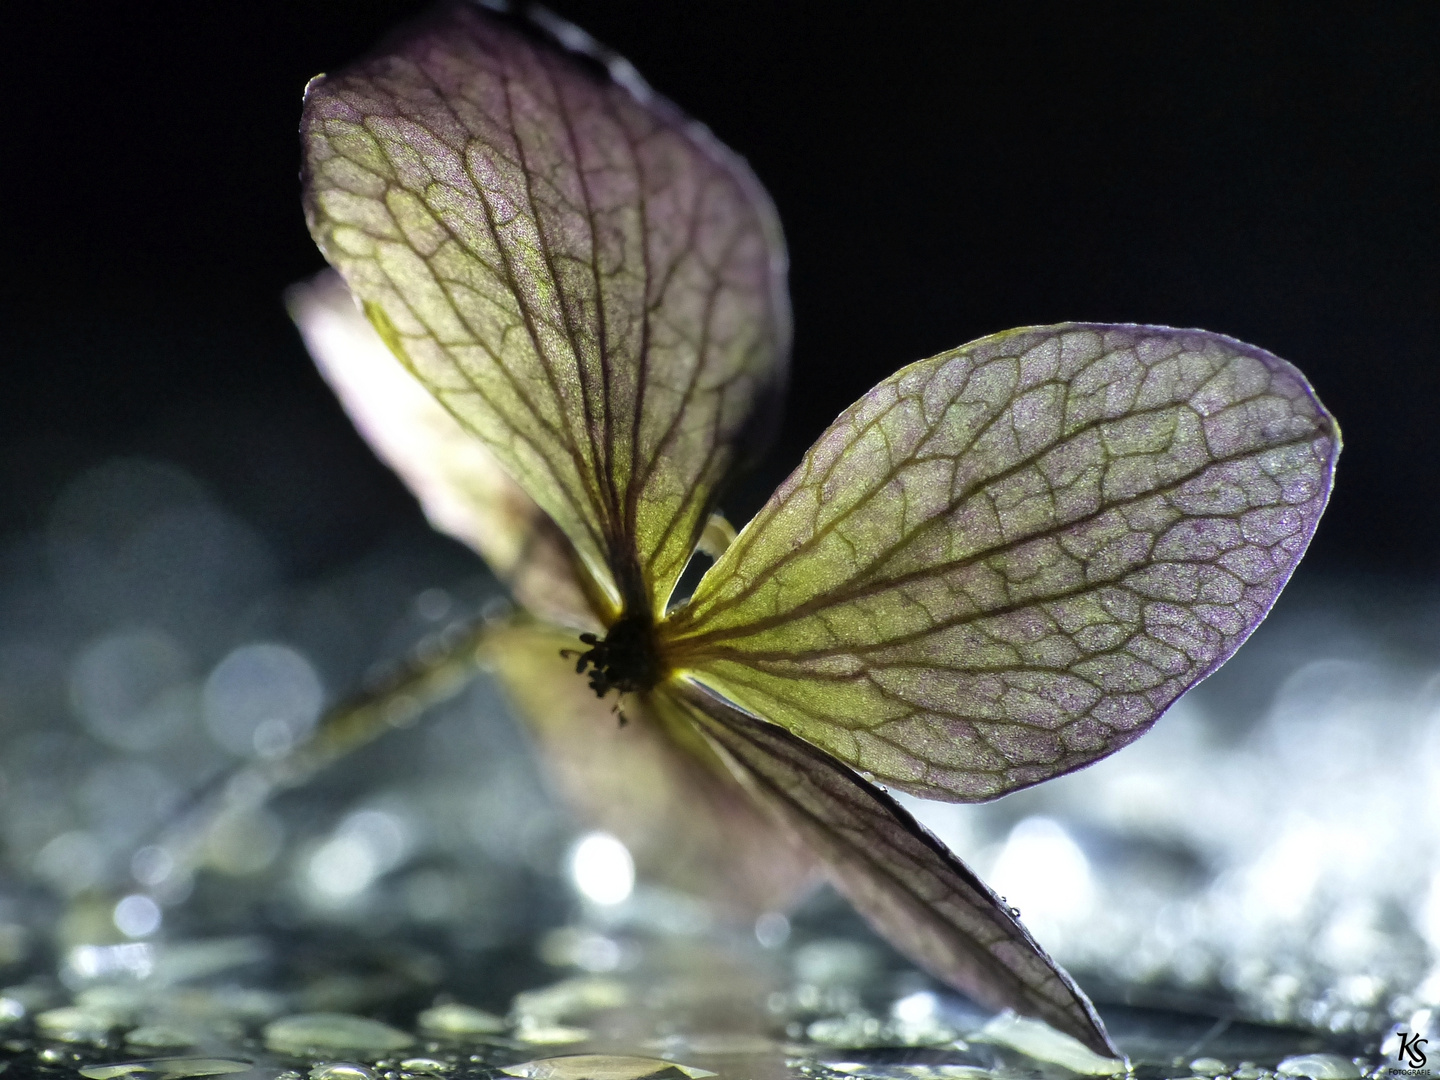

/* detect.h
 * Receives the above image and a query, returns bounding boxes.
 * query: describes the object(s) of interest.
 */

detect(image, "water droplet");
[398,1059,450,1076]
[35,1005,118,1043]
[512,978,627,1024]
[309,1064,376,1080]
[125,1026,199,1050]
[264,1014,415,1057]
[975,1013,1123,1075]
[502,1057,715,1080]
[513,1023,590,1047]
[80,1058,252,1080]
[415,1003,506,1039]
[80,1065,149,1078]
[1276,1055,1361,1080]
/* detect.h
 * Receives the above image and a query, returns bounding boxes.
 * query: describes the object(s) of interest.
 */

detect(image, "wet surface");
[2,457,1439,1080]
[0,910,1430,1080]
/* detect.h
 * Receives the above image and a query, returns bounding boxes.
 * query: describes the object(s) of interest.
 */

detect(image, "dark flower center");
[572,614,663,697]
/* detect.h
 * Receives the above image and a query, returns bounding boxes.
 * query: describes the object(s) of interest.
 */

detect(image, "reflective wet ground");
[1,458,1438,1080]
[0,917,1416,1080]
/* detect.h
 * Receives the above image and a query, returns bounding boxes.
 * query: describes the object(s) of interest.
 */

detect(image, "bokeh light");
[203,643,323,759]
[112,894,162,938]
[569,832,635,906]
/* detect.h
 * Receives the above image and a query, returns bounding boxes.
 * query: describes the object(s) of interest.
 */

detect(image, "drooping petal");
[669,679,1118,1059]
[301,2,790,620]
[664,324,1338,801]
[482,621,816,914]
[290,270,602,629]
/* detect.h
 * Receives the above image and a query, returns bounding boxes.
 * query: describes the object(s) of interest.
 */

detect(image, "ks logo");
[1396,1031,1428,1070]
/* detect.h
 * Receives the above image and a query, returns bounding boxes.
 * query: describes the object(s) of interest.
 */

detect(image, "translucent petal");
[289,271,601,629]
[670,680,1118,1058]
[301,3,790,620]
[664,324,1338,801]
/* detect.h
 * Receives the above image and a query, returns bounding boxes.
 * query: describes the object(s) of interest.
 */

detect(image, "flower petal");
[665,324,1338,801]
[671,679,1118,1058]
[290,271,601,628]
[301,3,790,620]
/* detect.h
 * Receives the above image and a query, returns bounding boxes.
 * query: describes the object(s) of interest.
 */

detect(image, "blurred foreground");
[0,456,1436,1078]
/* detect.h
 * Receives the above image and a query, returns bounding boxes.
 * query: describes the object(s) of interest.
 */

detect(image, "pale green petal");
[664,324,1338,801]
[301,4,789,621]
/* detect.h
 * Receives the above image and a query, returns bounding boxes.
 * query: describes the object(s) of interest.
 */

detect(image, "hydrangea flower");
[291,3,1338,1056]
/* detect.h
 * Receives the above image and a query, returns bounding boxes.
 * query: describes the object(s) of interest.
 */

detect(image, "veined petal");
[664,324,1338,801]
[290,270,601,629]
[670,679,1118,1059]
[301,3,790,621]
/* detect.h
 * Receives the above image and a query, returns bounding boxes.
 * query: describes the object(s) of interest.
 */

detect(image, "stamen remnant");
[571,615,664,698]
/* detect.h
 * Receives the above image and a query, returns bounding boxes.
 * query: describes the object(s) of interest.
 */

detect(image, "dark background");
[3,1,1435,581]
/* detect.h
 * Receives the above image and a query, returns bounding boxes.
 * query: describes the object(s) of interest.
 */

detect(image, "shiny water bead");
[502,1057,716,1080]
[414,1004,506,1039]
[309,1064,376,1080]
[511,978,628,1024]
[79,1059,253,1080]
[513,1024,591,1047]
[973,1014,1124,1075]
[124,1027,199,1050]
[35,1006,118,1044]
[397,1058,451,1075]
[1275,1055,1361,1080]
[264,1014,415,1057]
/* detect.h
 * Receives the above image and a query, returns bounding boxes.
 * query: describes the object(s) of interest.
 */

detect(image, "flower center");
[572,614,664,698]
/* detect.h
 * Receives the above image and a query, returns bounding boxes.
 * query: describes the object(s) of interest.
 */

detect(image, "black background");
[3,1,1435,581]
